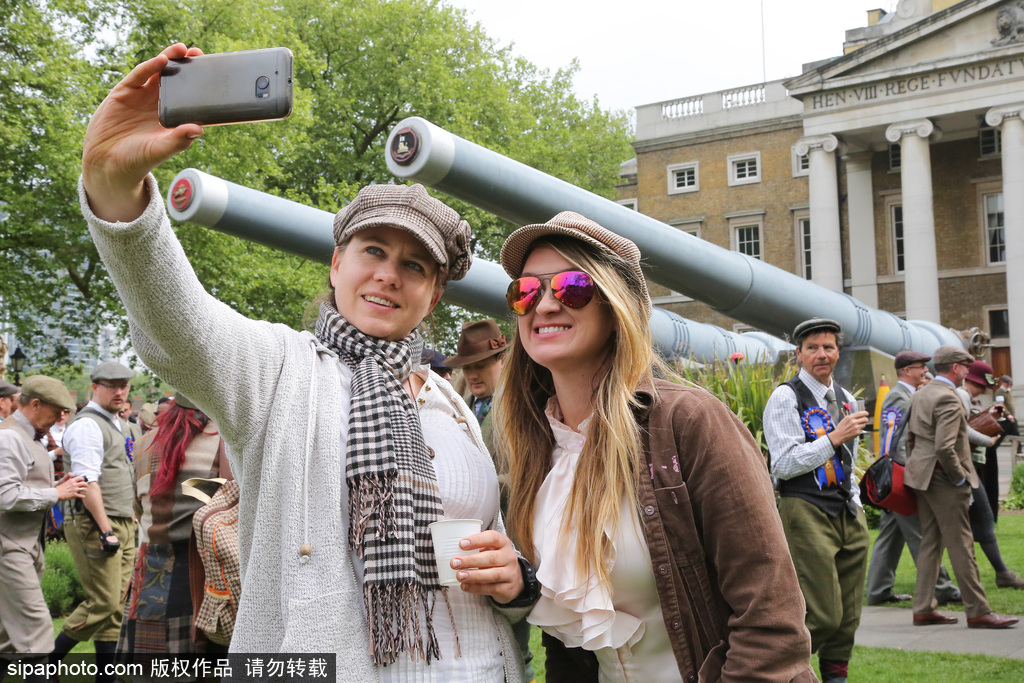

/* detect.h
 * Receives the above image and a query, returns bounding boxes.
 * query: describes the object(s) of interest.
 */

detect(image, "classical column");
[986,105,1024,399]
[885,119,942,323]
[845,152,879,308]
[795,134,843,291]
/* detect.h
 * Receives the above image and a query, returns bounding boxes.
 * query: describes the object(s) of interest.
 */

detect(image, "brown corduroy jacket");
[543,379,817,683]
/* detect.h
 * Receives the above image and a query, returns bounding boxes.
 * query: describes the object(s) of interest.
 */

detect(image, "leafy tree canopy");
[1,0,634,364]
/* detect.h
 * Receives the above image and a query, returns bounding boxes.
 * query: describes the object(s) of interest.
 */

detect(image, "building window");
[791,147,809,178]
[667,162,699,194]
[989,308,1010,338]
[617,198,638,211]
[891,204,904,273]
[980,126,1002,157]
[798,217,812,279]
[728,152,761,186]
[888,143,901,171]
[985,192,1005,264]
[734,224,762,259]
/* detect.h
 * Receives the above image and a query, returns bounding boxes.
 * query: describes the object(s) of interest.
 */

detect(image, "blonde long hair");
[495,236,655,588]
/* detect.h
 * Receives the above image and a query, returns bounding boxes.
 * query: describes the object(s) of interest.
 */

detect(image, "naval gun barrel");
[384,117,964,355]
[165,168,792,363]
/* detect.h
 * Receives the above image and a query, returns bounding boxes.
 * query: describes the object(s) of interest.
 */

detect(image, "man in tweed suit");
[904,346,1017,629]
[866,350,959,606]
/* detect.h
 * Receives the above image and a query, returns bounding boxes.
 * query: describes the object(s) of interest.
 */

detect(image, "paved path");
[855,605,1024,659]
[854,443,1024,659]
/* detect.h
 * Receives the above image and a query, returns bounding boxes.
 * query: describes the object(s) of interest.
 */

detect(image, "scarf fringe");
[348,472,398,555]
[365,582,443,666]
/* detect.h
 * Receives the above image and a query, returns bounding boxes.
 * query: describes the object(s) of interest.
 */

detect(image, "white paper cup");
[428,518,482,586]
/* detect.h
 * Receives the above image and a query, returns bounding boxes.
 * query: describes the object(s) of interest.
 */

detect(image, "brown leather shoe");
[913,612,958,626]
[995,571,1024,589]
[967,612,1019,629]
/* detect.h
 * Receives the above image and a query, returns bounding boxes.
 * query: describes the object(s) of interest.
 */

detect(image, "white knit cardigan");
[80,175,526,682]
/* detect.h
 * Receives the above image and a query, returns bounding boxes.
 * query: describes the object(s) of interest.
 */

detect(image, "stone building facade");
[620,0,1021,379]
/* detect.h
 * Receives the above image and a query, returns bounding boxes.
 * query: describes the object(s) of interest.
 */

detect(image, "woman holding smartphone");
[494,212,816,682]
[79,44,530,681]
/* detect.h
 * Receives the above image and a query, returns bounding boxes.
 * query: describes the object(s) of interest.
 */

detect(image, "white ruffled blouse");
[528,399,680,682]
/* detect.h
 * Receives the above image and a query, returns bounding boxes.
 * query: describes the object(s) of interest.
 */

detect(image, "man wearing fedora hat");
[446,319,507,457]
[445,319,535,681]
[0,376,86,664]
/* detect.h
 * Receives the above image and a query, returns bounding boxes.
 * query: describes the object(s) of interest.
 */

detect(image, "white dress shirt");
[62,401,122,482]
[764,368,861,507]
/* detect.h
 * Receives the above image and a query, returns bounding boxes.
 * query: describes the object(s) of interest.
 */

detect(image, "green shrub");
[677,358,796,460]
[43,540,86,616]
[1003,464,1024,510]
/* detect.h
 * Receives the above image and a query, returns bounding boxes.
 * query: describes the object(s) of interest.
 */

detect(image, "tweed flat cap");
[333,183,472,281]
[793,318,841,344]
[0,379,18,399]
[932,345,974,367]
[500,211,651,315]
[90,361,133,382]
[1001,375,1013,384]
[20,375,75,412]
[894,349,931,369]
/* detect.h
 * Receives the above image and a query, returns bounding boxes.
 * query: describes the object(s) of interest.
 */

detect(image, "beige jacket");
[905,379,978,490]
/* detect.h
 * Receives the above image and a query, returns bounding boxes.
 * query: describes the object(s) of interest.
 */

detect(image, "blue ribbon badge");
[801,406,845,488]
[880,406,902,457]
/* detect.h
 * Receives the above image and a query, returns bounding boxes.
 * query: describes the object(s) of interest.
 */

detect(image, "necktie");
[824,387,841,425]
[34,428,47,443]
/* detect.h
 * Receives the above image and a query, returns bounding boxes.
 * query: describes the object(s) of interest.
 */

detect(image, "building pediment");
[787,0,1024,102]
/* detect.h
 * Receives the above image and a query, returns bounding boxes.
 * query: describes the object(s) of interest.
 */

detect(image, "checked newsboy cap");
[20,375,75,412]
[333,183,472,281]
[90,361,133,382]
[931,345,974,368]
[894,349,931,369]
[500,211,651,316]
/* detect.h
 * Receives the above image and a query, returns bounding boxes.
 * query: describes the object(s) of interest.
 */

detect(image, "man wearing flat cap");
[866,350,960,608]
[0,379,19,420]
[904,346,1018,629]
[52,361,139,668]
[1,376,86,664]
[764,318,870,683]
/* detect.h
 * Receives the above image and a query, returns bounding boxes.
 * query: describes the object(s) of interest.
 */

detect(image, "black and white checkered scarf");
[314,303,447,665]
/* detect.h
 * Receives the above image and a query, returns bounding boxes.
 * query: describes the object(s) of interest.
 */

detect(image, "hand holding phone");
[159,47,293,128]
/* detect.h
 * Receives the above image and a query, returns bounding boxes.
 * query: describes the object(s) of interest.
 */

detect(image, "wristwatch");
[505,556,541,607]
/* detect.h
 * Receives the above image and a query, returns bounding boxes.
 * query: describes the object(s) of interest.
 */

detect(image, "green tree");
[2,0,633,361]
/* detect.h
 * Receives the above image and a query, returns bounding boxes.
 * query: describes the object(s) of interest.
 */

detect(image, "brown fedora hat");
[445,319,507,367]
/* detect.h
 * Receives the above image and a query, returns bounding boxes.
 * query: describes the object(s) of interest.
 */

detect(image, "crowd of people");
[2,43,1023,683]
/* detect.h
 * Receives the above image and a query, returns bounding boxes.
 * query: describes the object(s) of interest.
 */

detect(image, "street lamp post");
[10,346,27,386]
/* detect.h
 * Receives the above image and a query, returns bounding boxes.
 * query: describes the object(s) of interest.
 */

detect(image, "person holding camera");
[76,43,531,681]
[53,361,138,677]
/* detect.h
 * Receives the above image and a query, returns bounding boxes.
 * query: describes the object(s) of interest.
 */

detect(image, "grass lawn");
[865,512,1024,615]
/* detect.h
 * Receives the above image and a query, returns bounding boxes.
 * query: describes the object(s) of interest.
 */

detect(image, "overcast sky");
[448,0,899,114]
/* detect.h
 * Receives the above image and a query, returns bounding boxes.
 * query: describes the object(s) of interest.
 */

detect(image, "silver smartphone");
[158,47,293,128]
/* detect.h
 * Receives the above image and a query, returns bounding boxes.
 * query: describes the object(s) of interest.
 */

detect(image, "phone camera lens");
[257,76,270,89]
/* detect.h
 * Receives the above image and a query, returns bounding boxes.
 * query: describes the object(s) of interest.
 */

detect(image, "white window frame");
[617,198,638,211]
[981,188,1005,265]
[793,209,812,279]
[667,162,699,194]
[728,152,761,186]
[886,196,904,274]
[730,218,763,260]
[791,147,809,178]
